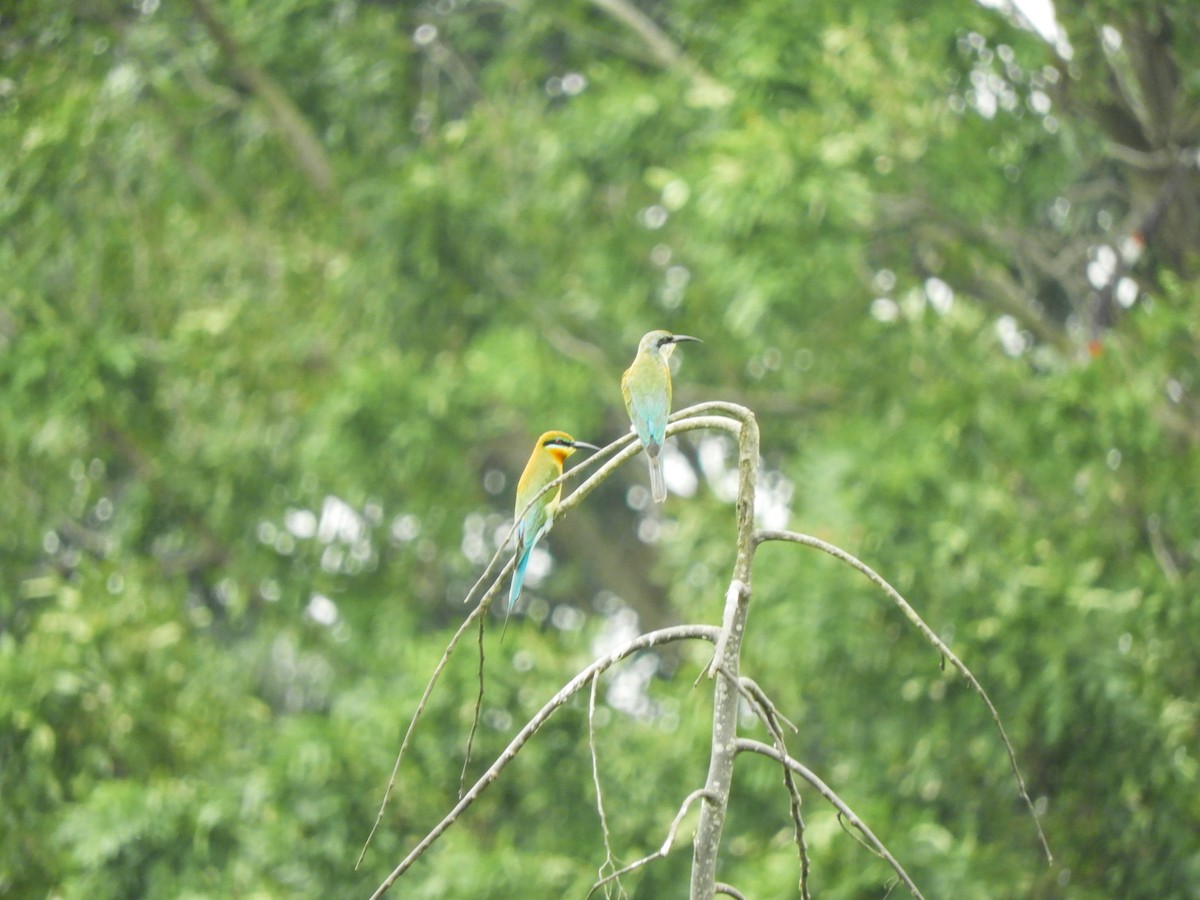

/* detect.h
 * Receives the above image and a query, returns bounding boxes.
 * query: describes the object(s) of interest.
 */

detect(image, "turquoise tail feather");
[509,544,534,610]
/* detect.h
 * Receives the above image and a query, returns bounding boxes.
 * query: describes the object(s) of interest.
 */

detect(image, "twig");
[362,410,730,867]
[588,673,627,899]
[703,578,748,680]
[753,529,1053,865]
[585,788,714,899]
[359,485,551,865]
[369,625,721,899]
[738,675,798,734]
[355,577,499,869]
[458,613,487,799]
[459,521,522,608]
[733,673,810,899]
[736,740,927,900]
[714,884,749,900]
[360,440,609,865]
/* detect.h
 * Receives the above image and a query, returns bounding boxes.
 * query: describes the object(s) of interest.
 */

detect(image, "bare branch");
[692,406,759,900]
[369,625,720,899]
[586,788,714,899]
[588,674,627,899]
[703,578,748,680]
[738,675,798,734]
[714,884,749,900]
[557,412,742,519]
[753,529,1053,865]
[736,739,927,900]
[458,613,487,798]
[366,400,1051,897]
[734,674,810,899]
[355,574,503,869]
[364,407,753,865]
[537,403,748,529]
[672,400,759,421]
[460,527,522,606]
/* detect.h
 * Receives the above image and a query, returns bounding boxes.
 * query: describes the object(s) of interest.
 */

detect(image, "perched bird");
[509,431,599,614]
[621,330,702,503]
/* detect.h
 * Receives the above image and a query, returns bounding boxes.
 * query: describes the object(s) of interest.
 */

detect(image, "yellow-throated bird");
[621,330,701,503]
[509,431,599,614]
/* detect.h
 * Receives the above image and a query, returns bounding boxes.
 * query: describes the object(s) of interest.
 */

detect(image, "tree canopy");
[2,0,1198,897]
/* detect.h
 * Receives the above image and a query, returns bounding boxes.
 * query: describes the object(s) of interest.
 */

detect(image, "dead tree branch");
[691,403,758,900]
[366,402,1051,897]
[585,788,714,899]
[754,529,1053,864]
[368,625,720,899]
[736,739,927,899]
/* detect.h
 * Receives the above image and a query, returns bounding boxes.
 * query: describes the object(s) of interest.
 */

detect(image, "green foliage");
[3,0,1198,897]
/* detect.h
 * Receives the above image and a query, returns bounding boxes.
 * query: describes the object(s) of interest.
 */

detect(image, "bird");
[508,431,599,619]
[621,330,702,503]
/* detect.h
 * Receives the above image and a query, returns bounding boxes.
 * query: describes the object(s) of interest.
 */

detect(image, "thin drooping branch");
[735,674,811,900]
[754,529,1052,865]
[365,402,1047,896]
[738,675,798,734]
[588,674,627,900]
[718,655,923,896]
[369,625,720,899]
[736,740,927,900]
[458,613,487,798]
[355,574,500,868]
[355,429,638,868]
[586,788,714,899]
[360,427,648,868]
[691,404,759,900]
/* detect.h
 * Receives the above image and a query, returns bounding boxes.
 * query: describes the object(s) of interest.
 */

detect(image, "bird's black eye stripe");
[544,438,572,447]
[657,335,673,347]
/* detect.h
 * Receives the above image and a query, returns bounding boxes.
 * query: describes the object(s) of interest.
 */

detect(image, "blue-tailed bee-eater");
[509,431,599,612]
[621,330,702,503]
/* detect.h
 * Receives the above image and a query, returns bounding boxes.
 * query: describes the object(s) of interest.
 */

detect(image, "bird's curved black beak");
[669,334,702,344]
[572,440,601,452]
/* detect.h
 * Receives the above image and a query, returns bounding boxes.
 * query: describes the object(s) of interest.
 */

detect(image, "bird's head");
[538,431,600,464]
[638,329,703,360]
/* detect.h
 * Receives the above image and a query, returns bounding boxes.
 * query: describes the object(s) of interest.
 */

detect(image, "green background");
[2,1,1198,896]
